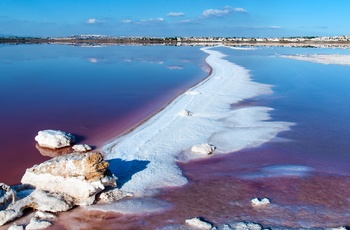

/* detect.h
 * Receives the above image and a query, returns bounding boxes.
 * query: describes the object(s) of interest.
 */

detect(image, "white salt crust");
[102,47,293,199]
[281,54,350,66]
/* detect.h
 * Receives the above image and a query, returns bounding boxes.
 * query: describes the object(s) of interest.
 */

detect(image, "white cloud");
[234,8,248,13]
[86,18,104,24]
[167,12,185,17]
[202,6,248,18]
[140,18,164,23]
[122,19,133,23]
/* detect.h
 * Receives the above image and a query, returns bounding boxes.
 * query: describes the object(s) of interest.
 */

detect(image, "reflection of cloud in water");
[167,65,184,70]
[241,165,314,179]
[88,58,99,63]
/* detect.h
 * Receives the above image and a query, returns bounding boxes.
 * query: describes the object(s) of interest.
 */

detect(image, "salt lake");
[1,44,350,229]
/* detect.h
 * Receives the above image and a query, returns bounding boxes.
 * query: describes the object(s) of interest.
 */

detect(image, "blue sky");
[0,0,349,37]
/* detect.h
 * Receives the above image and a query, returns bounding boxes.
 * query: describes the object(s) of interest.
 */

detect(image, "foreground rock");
[1,152,118,226]
[35,130,76,149]
[21,152,117,205]
[0,186,73,226]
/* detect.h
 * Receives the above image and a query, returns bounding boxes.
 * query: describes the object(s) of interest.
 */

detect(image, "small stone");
[72,144,92,152]
[8,223,25,230]
[26,217,52,230]
[34,211,56,220]
[191,143,216,154]
[35,130,76,149]
[179,110,193,117]
[98,189,133,203]
[185,218,212,230]
[251,198,270,207]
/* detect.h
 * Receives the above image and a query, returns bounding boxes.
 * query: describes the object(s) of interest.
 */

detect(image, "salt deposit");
[281,54,350,66]
[103,47,292,199]
[72,144,92,152]
[191,143,216,154]
[35,130,75,149]
[185,217,212,229]
[251,198,270,206]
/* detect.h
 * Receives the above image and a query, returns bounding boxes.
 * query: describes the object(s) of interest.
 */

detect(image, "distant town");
[1,35,350,48]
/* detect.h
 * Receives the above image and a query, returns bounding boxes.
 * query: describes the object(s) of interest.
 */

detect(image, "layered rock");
[35,129,76,149]
[21,152,117,205]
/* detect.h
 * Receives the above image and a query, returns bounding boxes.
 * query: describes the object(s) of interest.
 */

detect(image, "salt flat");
[102,47,293,199]
[281,54,350,66]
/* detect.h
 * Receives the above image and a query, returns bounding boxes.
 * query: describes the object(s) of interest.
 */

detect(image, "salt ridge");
[102,47,293,197]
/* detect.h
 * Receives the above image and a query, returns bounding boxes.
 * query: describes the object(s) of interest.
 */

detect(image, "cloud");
[240,25,282,29]
[86,18,104,24]
[202,6,248,18]
[234,8,248,13]
[122,19,133,23]
[141,18,164,22]
[167,12,185,17]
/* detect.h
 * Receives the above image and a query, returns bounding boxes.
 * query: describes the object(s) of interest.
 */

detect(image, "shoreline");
[100,46,292,199]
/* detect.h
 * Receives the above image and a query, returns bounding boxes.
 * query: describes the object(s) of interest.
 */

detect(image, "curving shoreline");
[101,47,293,200]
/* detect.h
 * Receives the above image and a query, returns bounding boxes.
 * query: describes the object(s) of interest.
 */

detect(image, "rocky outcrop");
[191,143,216,154]
[1,152,118,226]
[0,187,73,226]
[35,130,76,149]
[21,152,117,205]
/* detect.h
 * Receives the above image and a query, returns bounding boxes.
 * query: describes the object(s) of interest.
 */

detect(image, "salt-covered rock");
[72,144,92,152]
[21,152,116,205]
[191,143,216,154]
[8,224,25,230]
[215,221,264,230]
[25,217,52,230]
[0,189,73,226]
[251,198,270,207]
[0,183,16,210]
[185,218,212,230]
[98,189,133,203]
[34,211,56,220]
[35,130,76,149]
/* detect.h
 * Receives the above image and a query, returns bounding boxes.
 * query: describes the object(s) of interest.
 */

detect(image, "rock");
[191,143,216,154]
[35,130,76,149]
[185,218,212,230]
[0,183,16,210]
[8,224,25,230]
[25,217,52,230]
[21,152,117,205]
[215,221,264,230]
[0,189,73,226]
[98,189,133,203]
[179,110,193,117]
[72,144,92,152]
[34,211,56,220]
[251,198,270,207]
